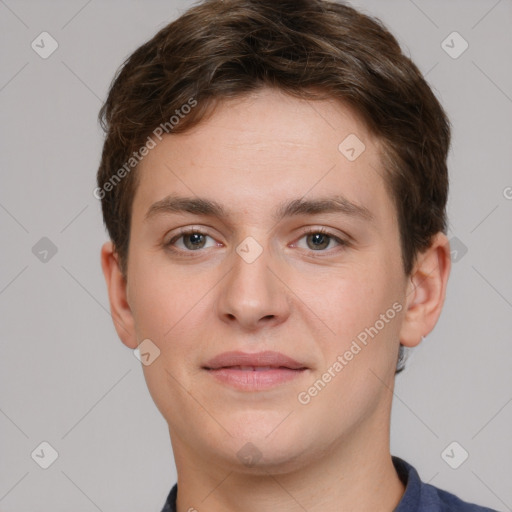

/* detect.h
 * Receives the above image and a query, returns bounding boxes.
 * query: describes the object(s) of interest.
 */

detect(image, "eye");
[294,228,347,252]
[167,230,218,251]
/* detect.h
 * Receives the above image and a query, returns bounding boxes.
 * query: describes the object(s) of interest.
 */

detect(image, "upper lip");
[203,351,307,370]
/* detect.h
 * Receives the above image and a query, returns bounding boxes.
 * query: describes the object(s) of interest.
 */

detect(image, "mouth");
[213,365,297,371]
[203,351,309,391]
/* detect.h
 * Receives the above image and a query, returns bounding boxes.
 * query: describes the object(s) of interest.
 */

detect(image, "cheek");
[127,254,195,341]
[301,275,403,424]
[296,256,405,389]
[299,259,400,339]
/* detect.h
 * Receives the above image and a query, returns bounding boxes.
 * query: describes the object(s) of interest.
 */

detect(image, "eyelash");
[165,226,348,255]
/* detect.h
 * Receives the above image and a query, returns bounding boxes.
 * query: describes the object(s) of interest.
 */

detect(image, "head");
[98,0,451,473]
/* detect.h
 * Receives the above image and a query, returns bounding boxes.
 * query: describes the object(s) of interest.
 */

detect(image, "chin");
[209,413,318,473]
[230,441,323,476]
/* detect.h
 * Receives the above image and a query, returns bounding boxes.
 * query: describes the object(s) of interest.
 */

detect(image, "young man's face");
[103,88,448,472]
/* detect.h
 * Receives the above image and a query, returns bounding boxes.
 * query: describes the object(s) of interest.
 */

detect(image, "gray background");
[0,0,511,510]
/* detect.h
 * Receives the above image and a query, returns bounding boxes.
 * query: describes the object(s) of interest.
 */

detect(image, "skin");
[101,87,451,512]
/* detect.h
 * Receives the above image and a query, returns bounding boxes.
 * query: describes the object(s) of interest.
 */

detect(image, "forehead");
[133,88,395,228]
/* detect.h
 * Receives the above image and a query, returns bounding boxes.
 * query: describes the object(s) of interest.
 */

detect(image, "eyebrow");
[145,194,374,223]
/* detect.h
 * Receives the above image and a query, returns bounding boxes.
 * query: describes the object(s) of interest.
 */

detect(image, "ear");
[100,241,138,349]
[399,232,451,348]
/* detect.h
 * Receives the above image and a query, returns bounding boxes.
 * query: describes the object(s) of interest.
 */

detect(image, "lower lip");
[206,368,307,391]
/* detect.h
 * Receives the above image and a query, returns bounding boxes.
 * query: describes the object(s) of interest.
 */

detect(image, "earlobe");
[100,241,138,349]
[399,233,451,348]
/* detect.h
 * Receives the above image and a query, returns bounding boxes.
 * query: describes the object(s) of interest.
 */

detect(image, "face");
[104,88,442,474]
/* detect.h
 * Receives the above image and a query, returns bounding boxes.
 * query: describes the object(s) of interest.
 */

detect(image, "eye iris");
[184,233,205,250]
[307,233,329,250]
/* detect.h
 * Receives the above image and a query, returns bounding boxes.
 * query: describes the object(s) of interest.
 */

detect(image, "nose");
[216,240,291,331]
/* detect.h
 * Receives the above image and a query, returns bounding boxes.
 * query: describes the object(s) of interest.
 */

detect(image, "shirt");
[160,456,498,511]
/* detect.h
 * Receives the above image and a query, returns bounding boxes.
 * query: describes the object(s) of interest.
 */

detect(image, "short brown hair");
[97,0,450,279]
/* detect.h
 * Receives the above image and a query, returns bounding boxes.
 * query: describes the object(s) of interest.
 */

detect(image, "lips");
[203,351,307,371]
[223,366,275,371]
[203,351,308,391]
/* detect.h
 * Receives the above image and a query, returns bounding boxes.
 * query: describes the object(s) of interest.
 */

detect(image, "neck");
[170,412,405,512]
